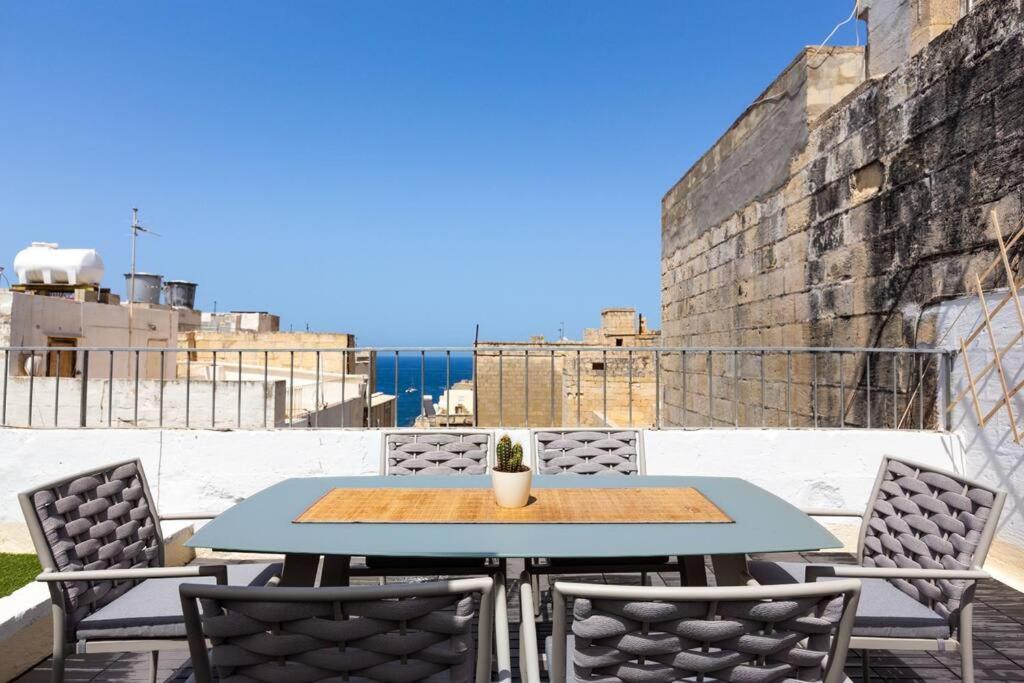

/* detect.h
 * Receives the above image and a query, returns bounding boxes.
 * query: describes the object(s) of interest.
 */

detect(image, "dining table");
[187,474,841,587]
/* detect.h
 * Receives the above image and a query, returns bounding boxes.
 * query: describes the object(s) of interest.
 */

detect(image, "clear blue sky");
[0,2,862,346]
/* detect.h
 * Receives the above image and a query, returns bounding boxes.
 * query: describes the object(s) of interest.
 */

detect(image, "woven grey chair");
[352,431,502,578]
[180,576,500,683]
[18,459,281,683]
[748,455,1006,683]
[526,429,677,614]
[519,573,861,683]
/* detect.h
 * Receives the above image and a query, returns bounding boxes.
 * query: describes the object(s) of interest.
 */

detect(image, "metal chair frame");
[794,455,1006,683]
[525,428,682,615]
[519,573,861,683]
[181,576,504,683]
[18,458,234,683]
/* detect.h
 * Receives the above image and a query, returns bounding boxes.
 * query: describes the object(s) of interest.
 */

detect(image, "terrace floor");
[15,552,1024,682]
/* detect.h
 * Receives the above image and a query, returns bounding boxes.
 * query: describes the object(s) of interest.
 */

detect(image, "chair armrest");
[800,508,865,518]
[805,565,990,582]
[159,512,221,521]
[36,564,229,585]
[518,572,542,683]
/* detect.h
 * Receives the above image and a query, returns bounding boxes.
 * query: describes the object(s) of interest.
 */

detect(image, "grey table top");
[187,475,841,558]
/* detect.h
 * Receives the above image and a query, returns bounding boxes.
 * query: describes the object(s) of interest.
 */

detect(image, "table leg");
[678,555,708,587]
[710,554,750,586]
[280,553,320,587]
[320,554,351,587]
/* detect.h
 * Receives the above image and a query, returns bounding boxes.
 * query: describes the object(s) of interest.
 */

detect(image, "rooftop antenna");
[559,321,565,341]
[128,208,161,350]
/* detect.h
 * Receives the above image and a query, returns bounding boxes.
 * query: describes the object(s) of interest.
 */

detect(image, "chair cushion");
[75,562,281,640]
[748,560,951,639]
[546,556,670,569]
[363,555,488,570]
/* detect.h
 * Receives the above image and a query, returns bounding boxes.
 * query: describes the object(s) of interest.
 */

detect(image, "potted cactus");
[492,434,532,508]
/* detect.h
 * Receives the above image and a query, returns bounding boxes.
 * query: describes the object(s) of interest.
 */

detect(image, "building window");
[592,362,605,371]
[615,338,623,346]
[46,337,77,377]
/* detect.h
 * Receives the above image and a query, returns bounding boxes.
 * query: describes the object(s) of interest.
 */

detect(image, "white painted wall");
[0,377,286,428]
[933,290,1024,547]
[0,426,969,551]
[644,428,964,512]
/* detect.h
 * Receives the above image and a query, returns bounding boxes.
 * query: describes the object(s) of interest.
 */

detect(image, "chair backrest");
[181,576,495,683]
[382,431,492,475]
[857,455,1006,624]
[550,579,860,683]
[533,429,643,475]
[17,459,163,634]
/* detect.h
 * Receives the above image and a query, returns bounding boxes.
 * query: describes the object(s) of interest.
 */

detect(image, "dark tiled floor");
[15,553,1024,682]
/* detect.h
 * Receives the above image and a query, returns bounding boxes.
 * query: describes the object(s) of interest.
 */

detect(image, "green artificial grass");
[0,553,41,598]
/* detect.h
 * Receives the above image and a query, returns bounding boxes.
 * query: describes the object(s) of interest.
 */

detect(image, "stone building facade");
[475,308,660,427]
[661,0,1024,428]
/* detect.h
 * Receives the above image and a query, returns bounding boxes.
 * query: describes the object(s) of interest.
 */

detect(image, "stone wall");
[475,344,565,427]
[661,1,1024,428]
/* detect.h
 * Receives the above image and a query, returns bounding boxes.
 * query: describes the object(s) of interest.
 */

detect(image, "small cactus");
[497,434,512,471]
[510,442,524,471]
[496,434,524,472]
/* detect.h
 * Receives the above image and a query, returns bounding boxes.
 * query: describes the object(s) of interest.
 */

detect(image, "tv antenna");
[127,208,161,350]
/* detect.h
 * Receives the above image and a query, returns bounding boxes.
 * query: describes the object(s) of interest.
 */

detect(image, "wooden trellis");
[949,210,1024,443]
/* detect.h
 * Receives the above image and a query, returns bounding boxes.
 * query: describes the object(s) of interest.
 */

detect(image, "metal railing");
[0,345,954,431]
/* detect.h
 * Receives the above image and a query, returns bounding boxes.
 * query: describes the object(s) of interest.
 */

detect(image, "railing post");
[472,348,478,428]
[79,350,90,428]
[680,349,687,429]
[158,350,165,428]
[706,351,713,428]
[1,349,8,426]
[524,349,529,428]
[498,349,503,427]
[602,349,608,427]
[942,350,954,432]
[54,350,61,427]
[109,350,115,427]
[237,351,243,430]
[549,349,555,427]
[394,351,400,428]
[654,350,661,430]
[211,350,217,429]
[627,349,633,427]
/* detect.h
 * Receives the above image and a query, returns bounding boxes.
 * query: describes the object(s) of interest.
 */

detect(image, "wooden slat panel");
[295,487,732,524]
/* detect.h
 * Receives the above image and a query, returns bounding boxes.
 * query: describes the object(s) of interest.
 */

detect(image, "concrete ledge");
[0,523,196,680]
[0,581,50,682]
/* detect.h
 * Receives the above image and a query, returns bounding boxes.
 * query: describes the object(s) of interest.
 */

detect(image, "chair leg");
[49,602,66,683]
[149,650,159,683]
[50,646,65,683]
[641,570,648,586]
[861,650,871,682]
[532,572,541,616]
[961,602,975,683]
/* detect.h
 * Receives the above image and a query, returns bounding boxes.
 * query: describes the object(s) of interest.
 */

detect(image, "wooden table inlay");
[294,487,732,524]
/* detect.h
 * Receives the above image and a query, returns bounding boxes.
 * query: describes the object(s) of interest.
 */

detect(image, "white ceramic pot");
[492,469,533,509]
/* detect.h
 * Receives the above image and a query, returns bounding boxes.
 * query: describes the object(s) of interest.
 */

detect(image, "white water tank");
[13,242,105,286]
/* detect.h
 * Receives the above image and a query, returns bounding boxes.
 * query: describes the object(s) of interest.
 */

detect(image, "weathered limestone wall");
[860,0,961,78]
[661,1,1024,428]
[475,344,565,427]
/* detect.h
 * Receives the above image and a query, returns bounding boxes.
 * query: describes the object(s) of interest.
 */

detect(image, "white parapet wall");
[0,425,976,550]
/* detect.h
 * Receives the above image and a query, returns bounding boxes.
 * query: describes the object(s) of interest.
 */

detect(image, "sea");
[375,353,474,427]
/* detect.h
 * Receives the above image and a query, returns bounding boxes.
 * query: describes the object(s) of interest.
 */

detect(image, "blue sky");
[0,2,863,346]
